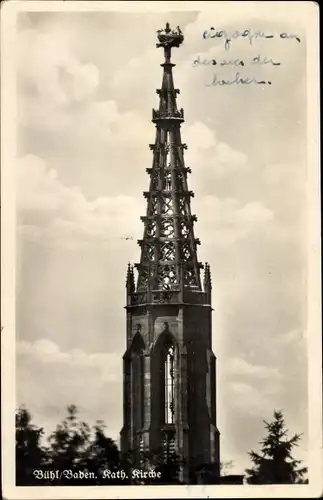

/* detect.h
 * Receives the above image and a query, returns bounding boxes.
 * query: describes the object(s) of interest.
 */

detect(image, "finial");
[156,23,184,51]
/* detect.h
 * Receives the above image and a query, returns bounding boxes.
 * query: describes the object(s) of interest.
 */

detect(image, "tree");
[47,405,122,485]
[47,404,91,483]
[82,420,122,484]
[152,451,182,484]
[245,410,308,484]
[16,406,48,485]
[122,447,182,484]
[220,460,234,476]
[16,405,124,486]
[190,460,221,484]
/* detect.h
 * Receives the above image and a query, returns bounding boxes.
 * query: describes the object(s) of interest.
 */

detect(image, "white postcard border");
[1,1,321,499]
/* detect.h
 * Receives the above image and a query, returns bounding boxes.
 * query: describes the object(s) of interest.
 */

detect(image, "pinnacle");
[126,263,135,292]
[204,263,212,284]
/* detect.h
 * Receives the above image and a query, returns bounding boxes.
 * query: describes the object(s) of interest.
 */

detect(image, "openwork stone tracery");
[132,24,204,295]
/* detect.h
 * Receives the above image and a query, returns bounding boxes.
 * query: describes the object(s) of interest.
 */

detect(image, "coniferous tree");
[245,410,308,484]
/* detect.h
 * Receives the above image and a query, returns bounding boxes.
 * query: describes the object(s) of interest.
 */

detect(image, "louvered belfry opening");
[121,23,220,484]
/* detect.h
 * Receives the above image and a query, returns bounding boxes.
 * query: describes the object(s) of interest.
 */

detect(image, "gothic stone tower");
[120,23,220,482]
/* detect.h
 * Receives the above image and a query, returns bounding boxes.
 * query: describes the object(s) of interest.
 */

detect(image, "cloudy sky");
[15,3,310,474]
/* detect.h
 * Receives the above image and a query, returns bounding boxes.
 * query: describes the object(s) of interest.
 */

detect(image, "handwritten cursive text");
[206,72,272,86]
[202,28,301,50]
[193,55,244,67]
[193,54,280,68]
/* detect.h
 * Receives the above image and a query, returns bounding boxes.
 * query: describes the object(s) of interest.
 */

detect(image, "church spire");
[121,25,220,482]
[135,23,204,296]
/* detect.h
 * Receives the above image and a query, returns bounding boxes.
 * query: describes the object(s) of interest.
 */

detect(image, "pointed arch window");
[131,335,145,431]
[163,342,175,424]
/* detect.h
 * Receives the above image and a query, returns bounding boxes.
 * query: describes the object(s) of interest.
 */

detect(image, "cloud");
[225,357,281,381]
[17,154,143,242]
[16,339,122,440]
[184,121,249,182]
[17,154,275,253]
[220,356,283,418]
[17,339,119,376]
[18,29,99,106]
[278,328,306,346]
[194,195,274,248]
[228,381,279,413]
